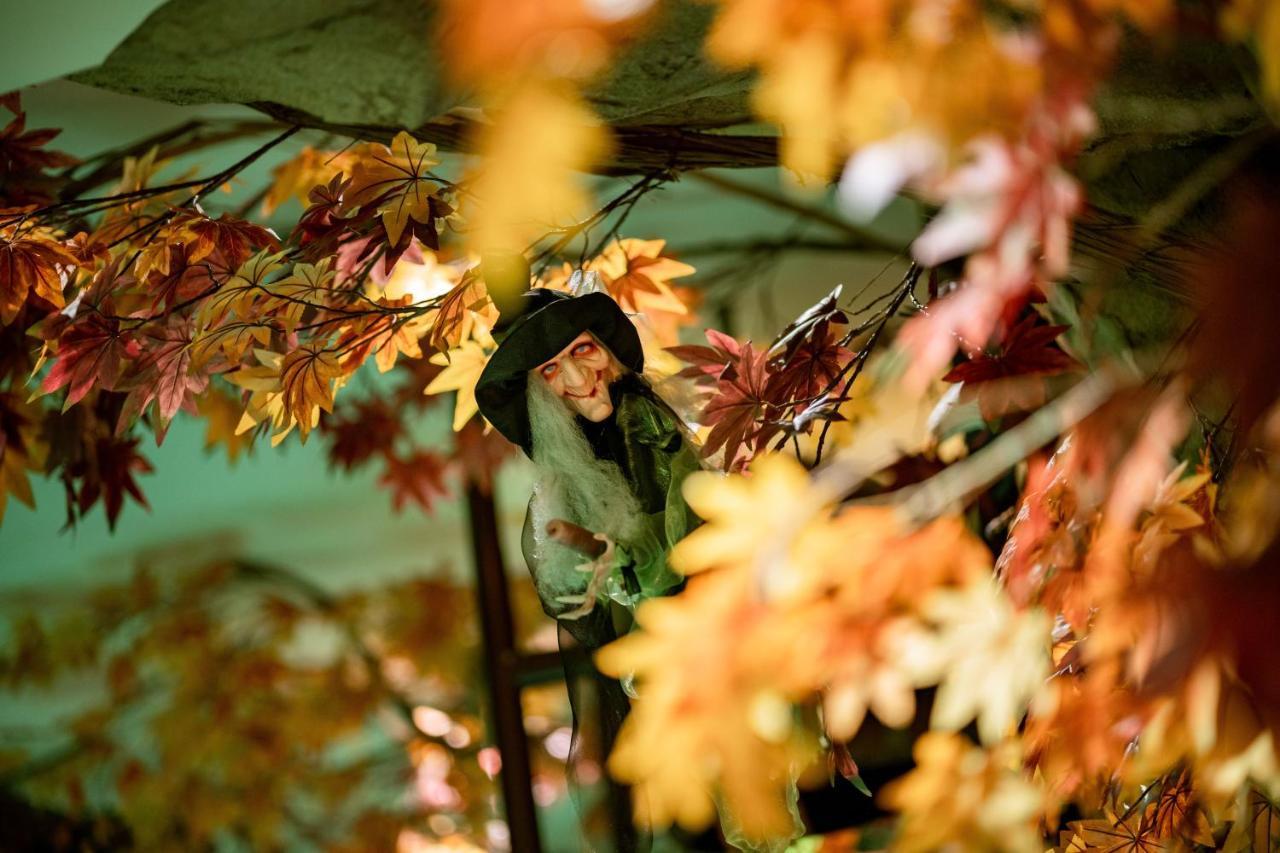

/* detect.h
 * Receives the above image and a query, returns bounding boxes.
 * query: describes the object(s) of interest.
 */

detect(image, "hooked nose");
[560,358,587,388]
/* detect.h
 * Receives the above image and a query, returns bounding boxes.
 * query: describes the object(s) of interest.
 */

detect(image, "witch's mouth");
[564,371,605,399]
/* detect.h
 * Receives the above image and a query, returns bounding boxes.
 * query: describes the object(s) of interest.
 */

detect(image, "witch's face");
[533,331,621,421]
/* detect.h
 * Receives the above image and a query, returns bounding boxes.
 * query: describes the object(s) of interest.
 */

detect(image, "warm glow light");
[413,705,455,738]
[379,248,466,303]
[445,723,472,748]
[477,746,502,778]
[543,726,572,761]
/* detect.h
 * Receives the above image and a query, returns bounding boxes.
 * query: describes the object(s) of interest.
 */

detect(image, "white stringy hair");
[525,374,644,548]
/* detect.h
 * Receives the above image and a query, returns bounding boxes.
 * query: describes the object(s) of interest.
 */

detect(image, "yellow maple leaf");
[900,581,1051,745]
[463,83,609,255]
[425,339,492,431]
[347,131,443,246]
[882,732,1046,852]
[596,568,815,841]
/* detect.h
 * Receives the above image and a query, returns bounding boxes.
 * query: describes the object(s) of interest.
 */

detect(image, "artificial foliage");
[4,1,1280,851]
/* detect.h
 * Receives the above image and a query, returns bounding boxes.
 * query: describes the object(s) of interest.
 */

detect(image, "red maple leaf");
[41,313,140,409]
[765,336,854,416]
[0,100,77,205]
[325,398,404,472]
[943,315,1081,421]
[943,315,1079,383]
[701,341,774,469]
[60,435,153,531]
[667,328,743,382]
[379,451,450,513]
[453,418,514,495]
[172,210,280,268]
[116,319,208,435]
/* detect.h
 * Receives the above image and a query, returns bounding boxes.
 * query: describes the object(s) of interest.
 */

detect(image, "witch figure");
[475,280,702,846]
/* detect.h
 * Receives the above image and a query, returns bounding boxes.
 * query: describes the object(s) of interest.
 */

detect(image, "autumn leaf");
[60,435,153,531]
[117,319,207,433]
[596,567,817,841]
[0,104,77,205]
[881,733,1045,852]
[0,226,76,324]
[700,339,775,468]
[346,131,443,246]
[425,274,498,353]
[170,210,280,268]
[262,258,338,333]
[667,327,744,382]
[261,145,353,216]
[227,347,339,446]
[379,450,450,513]
[943,315,1081,421]
[40,313,139,410]
[142,245,218,311]
[464,84,608,253]
[1061,814,1163,853]
[424,339,492,431]
[901,581,1051,745]
[453,417,513,494]
[0,428,39,524]
[590,238,694,314]
[195,387,252,464]
[193,249,288,331]
[324,398,403,472]
[279,346,343,442]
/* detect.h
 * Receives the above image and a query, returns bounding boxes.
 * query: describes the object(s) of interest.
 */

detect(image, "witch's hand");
[554,533,616,621]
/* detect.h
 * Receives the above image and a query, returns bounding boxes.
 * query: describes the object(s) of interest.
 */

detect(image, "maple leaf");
[379,450,450,513]
[195,387,252,464]
[346,131,443,247]
[764,336,854,420]
[590,238,695,314]
[60,435,153,531]
[700,340,775,468]
[424,339,492,431]
[292,173,355,249]
[943,314,1081,421]
[338,305,432,375]
[595,568,816,841]
[117,319,208,434]
[144,246,219,311]
[0,391,46,524]
[193,249,287,331]
[882,733,1045,852]
[0,226,77,324]
[667,328,743,382]
[1062,814,1164,853]
[425,275,498,353]
[453,417,514,494]
[40,313,139,410]
[0,105,77,205]
[902,581,1051,745]
[278,346,344,442]
[171,210,280,269]
[324,398,404,472]
[261,145,353,216]
[261,258,338,333]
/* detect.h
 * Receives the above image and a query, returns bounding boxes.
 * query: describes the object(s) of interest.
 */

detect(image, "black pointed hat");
[475,289,643,454]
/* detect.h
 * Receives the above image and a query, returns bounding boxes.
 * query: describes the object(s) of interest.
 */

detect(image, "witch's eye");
[572,341,597,357]
[540,362,558,379]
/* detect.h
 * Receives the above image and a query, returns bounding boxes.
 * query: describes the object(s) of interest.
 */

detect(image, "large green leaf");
[71,0,457,129]
[71,0,754,133]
